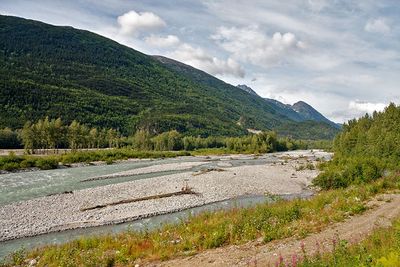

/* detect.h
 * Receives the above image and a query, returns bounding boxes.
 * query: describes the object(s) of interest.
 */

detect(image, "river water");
[0,151,327,260]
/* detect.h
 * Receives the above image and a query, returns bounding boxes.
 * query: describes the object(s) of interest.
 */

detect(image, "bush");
[105,159,114,165]
[35,158,59,170]
[314,156,386,190]
[20,158,36,169]
[2,162,20,171]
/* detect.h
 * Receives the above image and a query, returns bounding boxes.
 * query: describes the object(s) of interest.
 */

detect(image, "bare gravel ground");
[0,150,328,242]
[82,161,207,182]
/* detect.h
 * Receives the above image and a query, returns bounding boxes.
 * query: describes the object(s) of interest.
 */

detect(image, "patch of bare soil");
[157,194,400,267]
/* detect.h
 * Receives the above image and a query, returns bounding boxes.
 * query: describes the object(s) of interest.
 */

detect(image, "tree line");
[130,129,306,153]
[1,117,120,153]
[0,117,316,154]
[314,103,400,189]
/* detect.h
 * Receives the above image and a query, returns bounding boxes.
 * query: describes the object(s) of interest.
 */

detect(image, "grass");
[0,149,191,171]
[58,149,190,164]
[189,147,243,156]
[0,153,58,171]
[296,162,316,171]
[0,146,276,172]
[0,146,301,172]
[297,218,400,267]
[2,175,399,266]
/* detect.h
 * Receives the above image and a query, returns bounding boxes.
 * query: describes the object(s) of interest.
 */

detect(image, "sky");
[1,0,399,123]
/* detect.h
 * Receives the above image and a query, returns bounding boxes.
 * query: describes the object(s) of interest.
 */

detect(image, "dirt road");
[159,194,400,267]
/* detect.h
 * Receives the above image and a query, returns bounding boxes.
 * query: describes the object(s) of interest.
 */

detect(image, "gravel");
[82,161,207,182]
[0,150,329,241]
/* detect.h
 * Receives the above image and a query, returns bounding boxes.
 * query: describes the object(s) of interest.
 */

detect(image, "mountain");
[263,98,305,122]
[236,85,339,128]
[0,15,339,139]
[292,101,339,128]
[236,85,258,96]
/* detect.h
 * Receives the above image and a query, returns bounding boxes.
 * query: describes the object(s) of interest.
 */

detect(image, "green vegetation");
[3,117,330,153]
[0,116,332,171]
[0,150,190,171]
[59,150,190,164]
[2,175,398,266]
[0,152,57,171]
[19,117,120,153]
[0,15,338,139]
[0,128,21,148]
[298,218,400,267]
[296,162,316,171]
[314,103,400,190]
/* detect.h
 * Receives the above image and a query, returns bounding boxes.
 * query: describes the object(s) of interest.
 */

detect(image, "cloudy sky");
[1,0,399,123]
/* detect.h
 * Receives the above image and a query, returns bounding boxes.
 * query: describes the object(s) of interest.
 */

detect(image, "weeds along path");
[158,194,400,267]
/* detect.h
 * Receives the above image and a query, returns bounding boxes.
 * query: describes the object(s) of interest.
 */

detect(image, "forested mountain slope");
[0,15,338,139]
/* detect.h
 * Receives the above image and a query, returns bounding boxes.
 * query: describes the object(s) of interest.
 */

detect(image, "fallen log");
[80,188,200,211]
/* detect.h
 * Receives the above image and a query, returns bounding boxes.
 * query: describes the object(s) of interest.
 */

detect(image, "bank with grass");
[2,174,399,266]
[298,217,400,267]
[0,150,191,172]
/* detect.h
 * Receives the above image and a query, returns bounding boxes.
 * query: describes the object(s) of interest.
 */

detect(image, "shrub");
[35,158,59,170]
[19,158,36,169]
[314,156,385,190]
[2,162,20,171]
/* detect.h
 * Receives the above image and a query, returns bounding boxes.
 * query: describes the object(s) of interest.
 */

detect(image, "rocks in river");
[0,150,329,242]
[46,191,73,197]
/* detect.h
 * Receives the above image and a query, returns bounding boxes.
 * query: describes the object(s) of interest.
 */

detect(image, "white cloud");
[313,74,377,87]
[169,43,245,77]
[365,18,390,34]
[349,100,387,114]
[117,10,166,35]
[307,0,329,12]
[211,26,305,67]
[145,34,180,47]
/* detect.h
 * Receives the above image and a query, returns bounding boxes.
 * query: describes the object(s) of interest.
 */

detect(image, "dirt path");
[157,194,400,267]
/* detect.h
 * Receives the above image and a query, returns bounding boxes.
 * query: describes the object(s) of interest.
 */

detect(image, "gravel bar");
[0,150,329,241]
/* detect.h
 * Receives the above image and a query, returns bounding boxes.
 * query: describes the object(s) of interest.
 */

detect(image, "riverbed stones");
[0,150,330,241]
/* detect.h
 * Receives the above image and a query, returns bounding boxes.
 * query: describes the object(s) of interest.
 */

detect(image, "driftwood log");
[80,188,199,211]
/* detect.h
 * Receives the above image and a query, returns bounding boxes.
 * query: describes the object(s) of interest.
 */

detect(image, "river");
[0,150,330,260]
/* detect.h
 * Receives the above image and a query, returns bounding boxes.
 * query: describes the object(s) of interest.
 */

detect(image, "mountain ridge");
[0,15,339,139]
[236,84,339,128]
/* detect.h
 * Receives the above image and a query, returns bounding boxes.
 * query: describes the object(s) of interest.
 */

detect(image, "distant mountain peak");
[237,84,258,96]
[291,101,339,128]
[292,101,312,110]
[237,84,339,128]
[293,100,307,105]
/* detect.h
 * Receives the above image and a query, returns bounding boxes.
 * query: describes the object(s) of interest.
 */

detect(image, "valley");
[0,3,399,266]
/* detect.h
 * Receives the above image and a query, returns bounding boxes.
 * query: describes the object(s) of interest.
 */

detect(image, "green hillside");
[0,15,338,139]
[314,103,400,189]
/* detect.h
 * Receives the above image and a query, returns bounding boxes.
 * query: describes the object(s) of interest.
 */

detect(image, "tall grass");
[59,149,190,164]
[3,175,398,266]
[298,218,400,267]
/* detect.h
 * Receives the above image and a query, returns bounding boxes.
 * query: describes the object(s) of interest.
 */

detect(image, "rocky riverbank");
[0,150,330,242]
